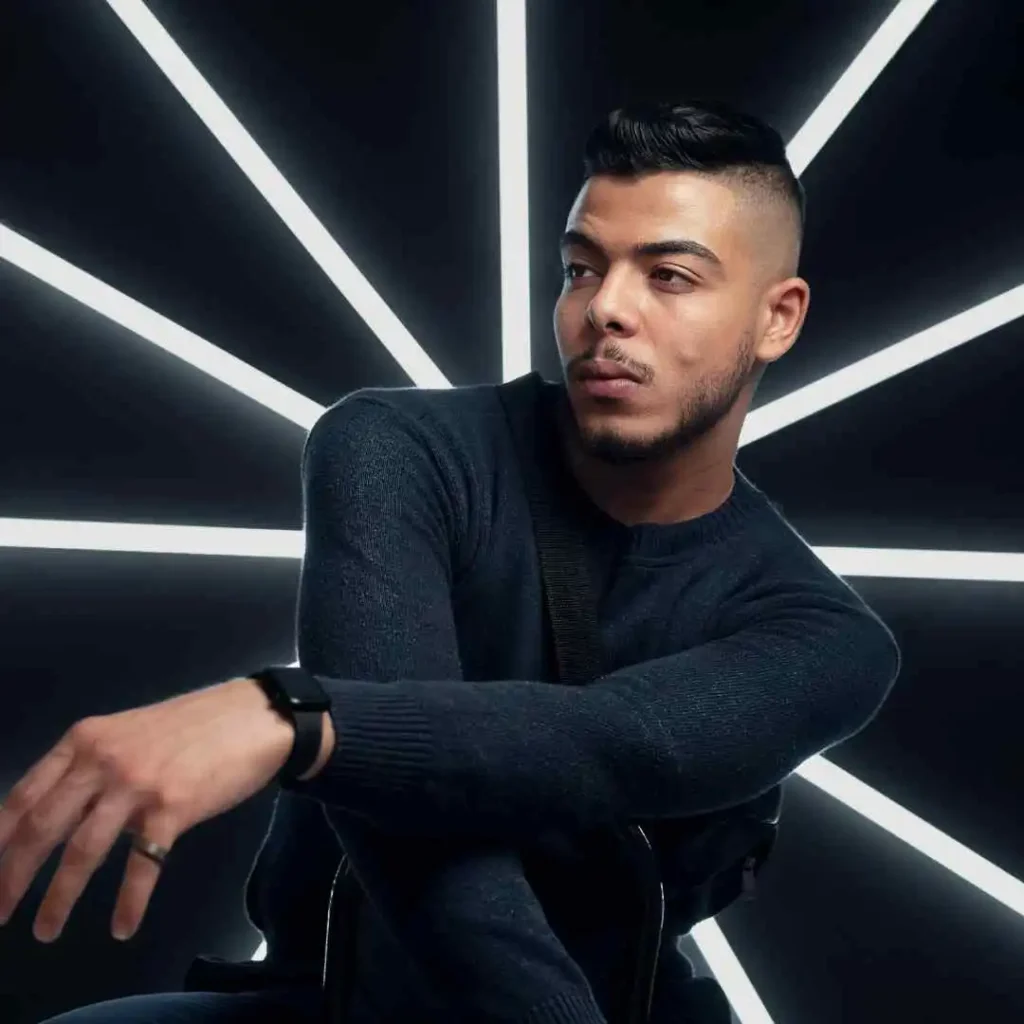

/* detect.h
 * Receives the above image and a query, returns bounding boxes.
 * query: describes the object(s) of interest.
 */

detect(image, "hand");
[0,677,298,943]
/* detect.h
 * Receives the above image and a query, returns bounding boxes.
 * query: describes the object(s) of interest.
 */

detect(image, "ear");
[755,277,810,365]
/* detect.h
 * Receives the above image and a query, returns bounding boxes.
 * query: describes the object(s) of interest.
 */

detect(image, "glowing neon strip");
[786,0,940,176]
[795,756,1024,918]
[0,225,325,430]
[0,518,303,558]
[102,0,450,389]
[496,0,532,381]
[7,523,1023,585]
[691,920,775,1024]
[741,282,1024,447]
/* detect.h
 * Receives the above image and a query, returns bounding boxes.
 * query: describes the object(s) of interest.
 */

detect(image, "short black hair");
[582,98,805,242]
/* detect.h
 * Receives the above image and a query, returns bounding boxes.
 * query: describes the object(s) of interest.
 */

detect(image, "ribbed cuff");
[281,678,435,811]
[524,990,608,1024]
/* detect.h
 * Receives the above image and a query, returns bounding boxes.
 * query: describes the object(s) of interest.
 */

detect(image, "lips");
[574,359,644,384]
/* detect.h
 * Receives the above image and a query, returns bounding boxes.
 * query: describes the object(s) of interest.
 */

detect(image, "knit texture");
[243,371,900,1022]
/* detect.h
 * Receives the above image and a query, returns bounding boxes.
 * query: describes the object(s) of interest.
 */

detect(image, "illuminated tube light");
[815,547,1024,583]
[102,0,450,391]
[690,920,775,1024]
[0,226,325,430]
[796,756,1024,918]
[496,0,532,382]
[740,283,1024,447]
[7,523,1023,586]
[0,518,304,559]
[786,0,940,176]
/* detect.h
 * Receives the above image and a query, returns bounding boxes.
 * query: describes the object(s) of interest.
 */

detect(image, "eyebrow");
[559,228,722,268]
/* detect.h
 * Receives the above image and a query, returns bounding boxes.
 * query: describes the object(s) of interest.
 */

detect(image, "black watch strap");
[281,708,325,783]
[250,666,331,784]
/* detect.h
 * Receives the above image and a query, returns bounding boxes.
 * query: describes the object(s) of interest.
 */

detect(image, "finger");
[32,789,137,943]
[0,737,77,853]
[110,809,179,942]
[0,761,101,927]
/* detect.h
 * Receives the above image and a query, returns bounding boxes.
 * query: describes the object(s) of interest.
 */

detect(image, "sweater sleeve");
[286,393,608,1018]
[287,398,901,838]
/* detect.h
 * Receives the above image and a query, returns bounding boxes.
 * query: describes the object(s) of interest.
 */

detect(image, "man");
[6,99,900,1023]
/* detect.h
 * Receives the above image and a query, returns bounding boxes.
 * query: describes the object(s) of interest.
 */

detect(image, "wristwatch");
[249,666,332,784]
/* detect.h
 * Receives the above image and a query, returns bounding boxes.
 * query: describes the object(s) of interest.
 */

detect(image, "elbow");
[824,613,903,749]
[860,614,901,718]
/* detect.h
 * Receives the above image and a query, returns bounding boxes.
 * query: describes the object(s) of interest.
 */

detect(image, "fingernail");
[112,924,130,941]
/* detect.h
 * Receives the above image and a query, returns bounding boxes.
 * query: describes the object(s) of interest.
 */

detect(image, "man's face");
[554,170,780,465]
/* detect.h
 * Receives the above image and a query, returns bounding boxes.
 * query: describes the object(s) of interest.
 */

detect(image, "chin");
[574,415,680,466]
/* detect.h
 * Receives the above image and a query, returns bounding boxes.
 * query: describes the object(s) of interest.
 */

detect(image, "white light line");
[815,547,1024,583]
[12,10,1011,440]
[0,518,303,559]
[786,0,940,176]
[102,0,450,391]
[796,756,1024,918]
[740,283,1024,447]
[690,920,775,1024]
[0,226,325,430]
[6,522,1024,585]
[496,0,532,382]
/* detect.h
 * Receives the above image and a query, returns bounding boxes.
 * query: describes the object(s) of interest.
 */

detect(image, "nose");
[585,273,639,337]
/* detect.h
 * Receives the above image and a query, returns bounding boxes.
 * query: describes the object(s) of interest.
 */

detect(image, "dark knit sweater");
[242,371,901,1022]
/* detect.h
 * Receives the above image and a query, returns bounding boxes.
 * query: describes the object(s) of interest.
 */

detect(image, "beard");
[566,332,759,466]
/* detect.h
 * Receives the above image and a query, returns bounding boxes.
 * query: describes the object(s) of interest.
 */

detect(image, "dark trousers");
[38,978,732,1024]
[37,986,324,1024]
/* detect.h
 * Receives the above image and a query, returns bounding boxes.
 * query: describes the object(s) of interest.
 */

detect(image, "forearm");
[288,591,900,839]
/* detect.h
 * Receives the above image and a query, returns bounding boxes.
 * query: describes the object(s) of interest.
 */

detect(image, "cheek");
[553,293,582,340]
[664,302,742,367]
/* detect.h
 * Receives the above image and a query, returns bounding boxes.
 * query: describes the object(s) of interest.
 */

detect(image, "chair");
[319,824,666,1024]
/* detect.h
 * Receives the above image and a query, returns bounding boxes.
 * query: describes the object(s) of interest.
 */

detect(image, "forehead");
[564,171,747,257]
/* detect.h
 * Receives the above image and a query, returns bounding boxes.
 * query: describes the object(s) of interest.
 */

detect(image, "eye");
[562,262,593,281]
[652,267,692,285]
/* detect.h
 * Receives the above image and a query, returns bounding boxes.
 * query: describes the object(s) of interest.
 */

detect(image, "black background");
[2,1,1023,1021]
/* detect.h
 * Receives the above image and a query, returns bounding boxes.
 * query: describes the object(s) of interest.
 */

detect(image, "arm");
[290,394,604,1015]
[288,400,900,836]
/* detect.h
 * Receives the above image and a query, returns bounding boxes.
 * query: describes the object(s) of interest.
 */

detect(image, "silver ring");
[129,834,170,867]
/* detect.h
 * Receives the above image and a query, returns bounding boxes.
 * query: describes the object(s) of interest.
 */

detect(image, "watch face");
[276,668,332,713]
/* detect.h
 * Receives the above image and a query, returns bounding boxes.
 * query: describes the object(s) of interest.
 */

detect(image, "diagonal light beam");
[786,0,940,176]
[0,225,325,429]
[691,920,775,1024]
[496,0,532,382]
[102,0,450,390]
[795,756,1024,918]
[740,283,1024,447]
[8,9,1007,442]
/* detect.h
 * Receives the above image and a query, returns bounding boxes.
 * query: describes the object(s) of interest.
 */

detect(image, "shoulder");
[304,372,554,477]
[301,382,525,560]
[303,381,504,468]
[718,478,900,660]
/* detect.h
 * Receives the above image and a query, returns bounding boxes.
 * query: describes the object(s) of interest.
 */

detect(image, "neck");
[557,401,746,528]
